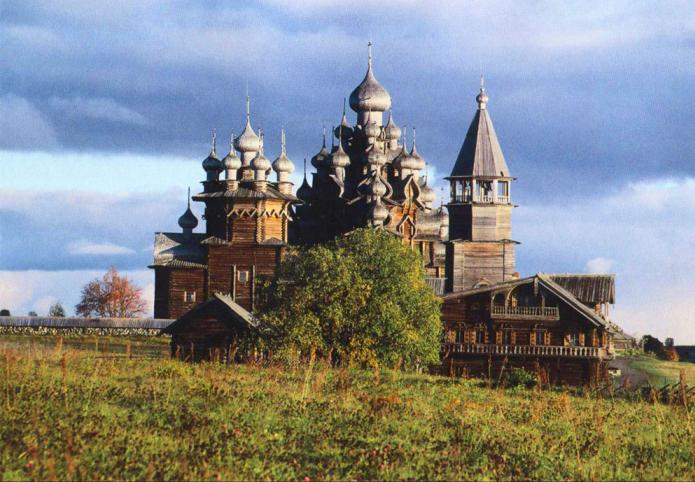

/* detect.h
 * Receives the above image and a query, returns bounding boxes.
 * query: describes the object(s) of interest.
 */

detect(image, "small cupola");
[272,128,295,194]
[202,130,223,182]
[178,188,198,237]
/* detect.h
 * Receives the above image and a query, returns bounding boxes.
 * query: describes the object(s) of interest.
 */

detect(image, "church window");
[237,270,249,283]
[184,291,196,303]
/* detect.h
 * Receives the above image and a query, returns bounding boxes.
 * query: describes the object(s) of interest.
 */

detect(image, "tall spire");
[211,128,217,155]
[245,81,250,122]
[322,124,327,148]
[281,127,286,154]
[303,157,307,178]
[187,186,191,208]
[368,41,373,69]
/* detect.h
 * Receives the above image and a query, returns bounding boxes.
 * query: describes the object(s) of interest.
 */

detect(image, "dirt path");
[609,357,649,388]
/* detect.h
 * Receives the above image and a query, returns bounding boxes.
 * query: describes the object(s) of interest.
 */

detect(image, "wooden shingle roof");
[547,274,615,304]
[448,102,510,179]
[161,292,257,335]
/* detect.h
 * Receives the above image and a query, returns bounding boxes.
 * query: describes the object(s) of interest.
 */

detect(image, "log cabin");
[441,274,615,385]
[161,292,257,363]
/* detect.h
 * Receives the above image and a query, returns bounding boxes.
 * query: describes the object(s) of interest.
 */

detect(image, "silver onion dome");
[251,148,271,172]
[334,100,354,139]
[234,96,261,153]
[395,145,418,171]
[202,130,223,173]
[349,43,391,113]
[297,176,313,200]
[410,128,426,171]
[311,128,330,169]
[330,139,350,168]
[272,129,295,174]
[419,178,436,205]
[365,118,380,139]
[178,189,198,232]
[178,206,198,231]
[370,202,389,225]
[222,135,242,171]
[384,110,401,140]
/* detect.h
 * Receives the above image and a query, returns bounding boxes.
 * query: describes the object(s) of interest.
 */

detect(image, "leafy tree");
[27,311,38,317]
[48,302,66,317]
[0,309,10,316]
[641,335,667,359]
[75,267,147,318]
[664,337,674,348]
[258,228,442,368]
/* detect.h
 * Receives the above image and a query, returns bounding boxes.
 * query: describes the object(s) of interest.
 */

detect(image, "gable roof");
[444,274,610,329]
[547,274,615,304]
[536,274,609,328]
[161,292,257,334]
[449,106,510,178]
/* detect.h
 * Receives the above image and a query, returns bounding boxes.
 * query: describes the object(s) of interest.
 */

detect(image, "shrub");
[257,228,442,369]
[506,367,537,389]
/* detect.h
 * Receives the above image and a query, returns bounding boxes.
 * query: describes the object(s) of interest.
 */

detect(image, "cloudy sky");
[1,1,693,342]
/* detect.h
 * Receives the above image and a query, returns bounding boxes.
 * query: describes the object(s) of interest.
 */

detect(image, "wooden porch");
[442,342,613,360]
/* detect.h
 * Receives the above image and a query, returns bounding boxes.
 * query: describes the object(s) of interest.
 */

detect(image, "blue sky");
[1,1,694,342]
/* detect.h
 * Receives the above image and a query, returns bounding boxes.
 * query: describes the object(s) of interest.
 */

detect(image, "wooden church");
[151,45,618,384]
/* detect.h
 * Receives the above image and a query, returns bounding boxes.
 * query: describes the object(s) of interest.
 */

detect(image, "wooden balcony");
[442,343,613,360]
[491,305,560,321]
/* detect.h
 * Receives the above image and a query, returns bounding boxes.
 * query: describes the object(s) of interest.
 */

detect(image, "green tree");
[48,302,65,317]
[258,228,442,368]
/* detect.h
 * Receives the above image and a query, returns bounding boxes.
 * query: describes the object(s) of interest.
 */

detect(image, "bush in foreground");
[257,229,442,369]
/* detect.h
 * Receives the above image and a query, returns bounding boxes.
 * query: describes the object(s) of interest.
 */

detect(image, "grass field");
[627,355,695,387]
[1,337,693,481]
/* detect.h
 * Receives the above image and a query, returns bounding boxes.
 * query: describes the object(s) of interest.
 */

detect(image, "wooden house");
[161,292,257,362]
[441,274,616,385]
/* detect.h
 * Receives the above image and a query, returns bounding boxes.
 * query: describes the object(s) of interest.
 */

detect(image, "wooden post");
[251,265,256,311]
[232,264,237,301]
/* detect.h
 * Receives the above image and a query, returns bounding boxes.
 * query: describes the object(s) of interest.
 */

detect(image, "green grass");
[1,337,693,481]
[628,355,695,386]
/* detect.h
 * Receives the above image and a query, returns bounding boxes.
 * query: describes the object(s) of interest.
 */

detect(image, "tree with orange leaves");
[75,267,147,318]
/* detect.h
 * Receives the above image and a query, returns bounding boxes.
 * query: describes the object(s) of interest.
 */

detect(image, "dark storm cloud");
[2,1,694,201]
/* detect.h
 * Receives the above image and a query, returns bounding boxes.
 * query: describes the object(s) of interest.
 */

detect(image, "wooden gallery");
[153,46,620,385]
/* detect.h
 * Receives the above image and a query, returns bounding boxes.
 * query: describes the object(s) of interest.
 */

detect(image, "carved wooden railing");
[451,194,508,204]
[442,343,613,359]
[491,305,560,321]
